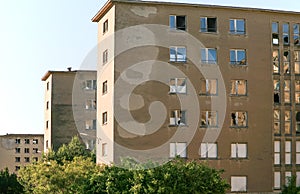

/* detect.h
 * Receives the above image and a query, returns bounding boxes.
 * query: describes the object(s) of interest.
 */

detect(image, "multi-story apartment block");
[92,0,300,192]
[42,69,97,151]
[0,134,43,173]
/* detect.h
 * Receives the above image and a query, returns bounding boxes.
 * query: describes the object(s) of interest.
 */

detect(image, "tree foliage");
[0,168,24,194]
[282,175,300,194]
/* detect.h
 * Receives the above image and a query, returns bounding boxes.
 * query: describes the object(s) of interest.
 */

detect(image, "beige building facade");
[42,69,97,151]
[93,0,300,192]
[0,134,43,173]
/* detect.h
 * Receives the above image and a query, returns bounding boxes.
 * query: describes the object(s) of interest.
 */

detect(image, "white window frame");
[85,80,97,90]
[230,49,246,65]
[169,46,187,62]
[229,19,245,35]
[169,15,186,31]
[201,111,218,128]
[169,78,187,94]
[103,19,108,34]
[296,141,300,164]
[169,142,187,158]
[231,176,247,192]
[201,48,217,64]
[169,110,186,126]
[272,22,279,45]
[283,23,290,45]
[285,141,292,165]
[200,17,217,33]
[200,143,217,158]
[231,80,247,96]
[200,79,217,96]
[231,111,247,127]
[274,172,281,189]
[274,141,280,165]
[231,143,247,159]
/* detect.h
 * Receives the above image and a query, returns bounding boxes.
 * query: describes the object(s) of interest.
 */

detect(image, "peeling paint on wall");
[1,138,15,150]
[130,6,157,17]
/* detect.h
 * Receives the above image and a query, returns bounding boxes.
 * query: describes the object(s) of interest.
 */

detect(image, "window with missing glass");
[169,15,186,31]
[283,23,290,45]
[272,22,279,45]
[200,17,217,32]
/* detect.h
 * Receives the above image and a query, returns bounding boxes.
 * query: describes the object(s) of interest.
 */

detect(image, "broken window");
[24,148,29,153]
[284,80,291,103]
[231,143,247,158]
[170,46,186,62]
[24,139,30,144]
[272,22,279,45]
[231,112,247,127]
[15,139,20,144]
[274,110,280,135]
[230,49,246,65]
[201,111,217,127]
[201,48,217,64]
[295,80,300,103]
[283,23,290,45]
[274,79,280,103]
[296,111,300,134]
[170,110,186,126]
[274,141,281,165]
[170,142,187,158]
[169,78,187,94]
[273,50,279,74]
[283,51,290,74]
[230,80,247,96]
[15,148,20,154]
[169,15,186,31]
[294,24,300,45]
[295,51,300,74]
[33,139,38,144]
[285,111,291,135]
[200,143,217,158]
[200,79,217,95]
[86,99,96,110]
[285,141,291,165]
[230,19,245,34]
[200,17,217,32]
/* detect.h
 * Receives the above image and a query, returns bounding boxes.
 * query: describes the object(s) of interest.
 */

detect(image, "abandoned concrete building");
[41,69,97,152]
[0,134,43,173]
[92,0,300,192]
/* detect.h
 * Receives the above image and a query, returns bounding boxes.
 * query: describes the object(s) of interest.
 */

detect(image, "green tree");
[282,175,300,194]
[0,168,24,194]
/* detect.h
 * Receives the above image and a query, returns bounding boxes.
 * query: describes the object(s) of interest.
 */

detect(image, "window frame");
[200,17,217,33]
[103,19,108,34]
[229,19,246,35]
[102,80,108,95]
[85,80,97,90]
[201,48,217,64]
[86,119,97,130]
[285,141,292,165]
[169,78,187,94]
[200,79,218,96]
[231,143,247,159]
[230,111,248,128]
[295,51,300,74]
[274,141,281,165]
[169,15,186,31]
[169,46,187,62]
[230,80,247,96]
[231,176,247,192]
[200,111,218,128]
[102,112,108,125]
[169,142,187,158]
[102,143,108,156]
[294,23,300,45]
[230,49,247,65]
[283,23,290,45]
[169,109,187,126]
[200,143,218,159]
[85,99,96,110]
[272,22,279,45]
[273,49,280,74]
[274,110,281,135]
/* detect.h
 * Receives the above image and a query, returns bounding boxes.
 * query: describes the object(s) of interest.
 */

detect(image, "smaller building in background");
[0,134,44,173]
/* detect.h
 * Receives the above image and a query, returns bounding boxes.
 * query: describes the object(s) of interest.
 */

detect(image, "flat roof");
[41,70,97,81]
[92,0,300,22]
[0,134,44,138]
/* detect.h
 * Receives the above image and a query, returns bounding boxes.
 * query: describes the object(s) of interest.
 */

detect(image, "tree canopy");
[0,168,24,194]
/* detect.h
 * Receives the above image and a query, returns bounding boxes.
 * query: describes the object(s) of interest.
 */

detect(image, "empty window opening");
[230,49,246,65]
[296,111,300,134]
[15,139,20,144]
[24,148,29,153]
[201,111,217,127]
[200,17,217,32]
[231,80,247,96]
[274,79,280,103]
[102,80,108,94]
[200,143,217,158]
[294,24,300,45]
[15,148,20,154]
[283,51,290,74]
[273,50,279,74]
[102,112,108,125]
[169,142,187,158]
[231,112,247,127]
[284,80,291,103]
[272,22,279,45]
[283,23,290,45]
[170,110,186,126]
[285,111,291,135]
[274,141,280,165]
[201,48,217,64]
[200,79,217,95]
[103,19,108,34]
[170,46,186,62]
[169,15,186,31]
[230,19,245,34]
[169,78,187,94]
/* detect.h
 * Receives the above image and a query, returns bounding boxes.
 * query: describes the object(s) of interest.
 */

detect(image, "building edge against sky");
[93,0,300,193]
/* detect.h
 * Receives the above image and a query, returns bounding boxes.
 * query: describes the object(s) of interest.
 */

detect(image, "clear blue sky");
[0,0,299,135]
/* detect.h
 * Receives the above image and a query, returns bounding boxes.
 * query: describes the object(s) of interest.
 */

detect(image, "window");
[15,148,20,154]
[170,110,186,126]
[231,112,247,127]
[169,15,186,31]
[33,139,38,144]
[274,79,280,103]
[102,143,108,156]
[231,176,247,192]
[285,111,291,134]
[15,166,20,171]
[103,49,108,65]
[102,80,108,94]
[274,172,281,189]
[297,141,300,165]
[33,157,38,162]
[284,80,291,103]
[169,142,187,158]
[46,140,49,149]
[201,111,217,127]
[46,120,49,129]
[85,80,97,90]
[24,139,30,144]
[296,81,300,104]
[201,48,217,64]
[229,19,245,34]
[285,141,291,165]
[46,81,50,91]
[15,157,20,162]
[102,112,108,125]
[24,148,29,154]
[200,143,217,158]
[272,22,279,45]
[200,17,217,32]
[283,51,290,74]
[103,19,108,34]
[86,99,96,110]
[283,23,290,45]
[296,112,300,134]
[170,46,186,62]
[169,78,186,94]
[231,143,247,158]
[24,157,30,163]
[274,110,280,135]
[273,50,279,74]
[33,148,39,154]
[86,119,97,129]
[230,49,246,65]
[285,172,292,185]
[200,79,217,95]
[294,24,300,45]
[46,101,49,110]
[274,141,280,165]
[15,139,20,144]
[295,51,300,74]
[230,80,247,96]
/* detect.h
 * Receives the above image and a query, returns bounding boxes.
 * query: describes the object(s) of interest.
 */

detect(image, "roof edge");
[41,70,97,81]
[92,0,114,22]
